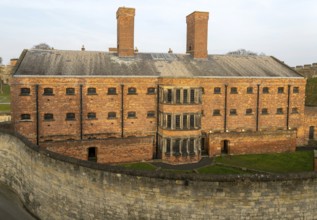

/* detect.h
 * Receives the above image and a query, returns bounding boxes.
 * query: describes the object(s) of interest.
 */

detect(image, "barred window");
[190,115,195,128]
[87,112,96,119]
[176,89,181,104]
[214,87,221,94]
[43,88,53,95]
[247,87,253,94]
[21,114,31,120]
[276,108,283,114]
[190,89,195,103]
[262,108,268,115]
[213,109,221,116]
[278,87,284,94]
[44,113,54,121]
[167,89,172,103]
[183,115,188,129]
[128,87,137,94]
[108,87,117,95]
[230,87,238,94]
[127,111,136,118]
[20,88,30,95]
[108,112,116,119]
[147,111,155,118]
[175,115,181,129]
[147,87,156,94]
[183,89,188,104]
[66,88,75,95]
[263,87,269,94]
[66,113,75,120]
[167,115,172,128]
[87,87,96,95]
[245,109,253,115]
[230,109,237,115]
[293,87,299,93]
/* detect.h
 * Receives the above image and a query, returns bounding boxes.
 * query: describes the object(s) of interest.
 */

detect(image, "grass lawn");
[0,84,11,112]
[306,78,317,106]
[0,104,10,112]
[215,151,314,173]
[119,162,157,171]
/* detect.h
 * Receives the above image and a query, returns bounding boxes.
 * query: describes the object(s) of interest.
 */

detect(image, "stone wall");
[1,130,317,219]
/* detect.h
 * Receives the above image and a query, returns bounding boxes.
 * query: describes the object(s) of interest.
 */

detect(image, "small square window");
[108,88,117,95]
[108,112,116,119]
[230,87,238,94]
[43,88,53,96]
[263,87,269,94]
[214,87,221,94]
[262,108,268,115]
[128,87,137,94]
[147,87,156,94]
[20,88,30,95]
[21,114,31,120]
[230,109,237,115]
[44,113,54,121]
[66,113,75,120]
[293,87,299,93]
[276,108,283,114]
[87,112,96,119]
[292,108,299,114]
[213,109,221,116]
[87,88,96,95]
[128,111,136,118]
[247,87,253,94]
[246,109,253,115]
[147,111,155,118]
[66,88,75,95]
[278,87,284,94]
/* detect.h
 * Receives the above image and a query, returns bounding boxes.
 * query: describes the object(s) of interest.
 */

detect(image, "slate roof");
[13,49,303,78]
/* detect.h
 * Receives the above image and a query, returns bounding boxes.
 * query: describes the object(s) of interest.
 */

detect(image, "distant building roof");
[13,49,303,78]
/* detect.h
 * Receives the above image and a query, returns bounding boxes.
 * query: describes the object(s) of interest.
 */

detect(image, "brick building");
[10,7,309,164]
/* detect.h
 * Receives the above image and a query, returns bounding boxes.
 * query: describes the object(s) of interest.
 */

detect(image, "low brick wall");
[41,136,154,164]
[1,130,317,219]
[208,130,296,156]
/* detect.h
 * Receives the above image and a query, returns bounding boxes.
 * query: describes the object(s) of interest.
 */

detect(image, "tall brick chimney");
[117,7,135,57]
[186,11,209,59]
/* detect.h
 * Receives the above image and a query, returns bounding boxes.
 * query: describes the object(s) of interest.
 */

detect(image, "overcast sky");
[0,0,316,67]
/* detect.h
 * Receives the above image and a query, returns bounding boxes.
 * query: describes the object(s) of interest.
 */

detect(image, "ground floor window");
[87,147,97,162]
[160,136,201,157]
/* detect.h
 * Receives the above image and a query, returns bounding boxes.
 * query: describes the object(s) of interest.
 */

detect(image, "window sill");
[66,94,75,96]
[213,114,221,116]
[44,119,55,122]
[127,117,137,119]
[107,117,117,120]
[127,93,138,95]
[20,94,31,96]
[87,93,98,95]
[107,93,118,95]
[43,94,54,96]
[20,119,32,122]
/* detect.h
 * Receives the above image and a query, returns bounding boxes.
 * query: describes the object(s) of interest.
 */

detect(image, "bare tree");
[32,43,52,50]
[227,49,265,56]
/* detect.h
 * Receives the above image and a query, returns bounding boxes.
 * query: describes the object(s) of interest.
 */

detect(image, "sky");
[0,0,316,67]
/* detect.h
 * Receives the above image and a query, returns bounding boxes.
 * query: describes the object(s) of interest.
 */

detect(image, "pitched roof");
[13,49,302,78]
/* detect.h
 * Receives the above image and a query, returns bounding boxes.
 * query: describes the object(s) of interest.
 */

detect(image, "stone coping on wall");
[0,127,316,183]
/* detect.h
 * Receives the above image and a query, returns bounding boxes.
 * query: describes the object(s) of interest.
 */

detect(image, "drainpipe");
[156,85,160,159]
[121,84,124,138]
[35,84,39,145]
[80,84,83,140]
[286,85,291,129]
[224,84,228,132]
[256,84,260,132]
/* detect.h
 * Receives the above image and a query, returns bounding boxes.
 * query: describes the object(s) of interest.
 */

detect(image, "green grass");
[119,162,157,171]
[0,84,11,102]
[306,78,317,106]
[215,151,314,173]
[0,104,10,112]
[197,165,251,175]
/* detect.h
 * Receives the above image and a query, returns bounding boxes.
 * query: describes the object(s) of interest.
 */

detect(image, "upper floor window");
[190,89,195,103]
[87,112,96,119]
[128,87,137,95]
[230,87,238,94]
[66,113,75,120]
[175,115,181,129]
[147,87,156,94]
[87,87,96,95]
[293,87,299,93]
[263,87,269,94]
[108,88,117,95]
[127,111,136,118]
[43,88,53,96]
[278,87,284,94]
[20,88,30,96]
[21,114,31,120]
[183,90,188,104]
[66,88,75,95]
[167,115,172,129]
[245,109,253,115]
[108,112,116,119]
[167,89,173,103]
[292,108,299,114]
[230,109,237,115]
[262,108,268,115]
[213,109,221,116]
[147,111,155,118]
[247,87,253,94]
[44,113,54,121]
[276,108,283,115]
[176,89,181,104]
[214,87,221,94]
